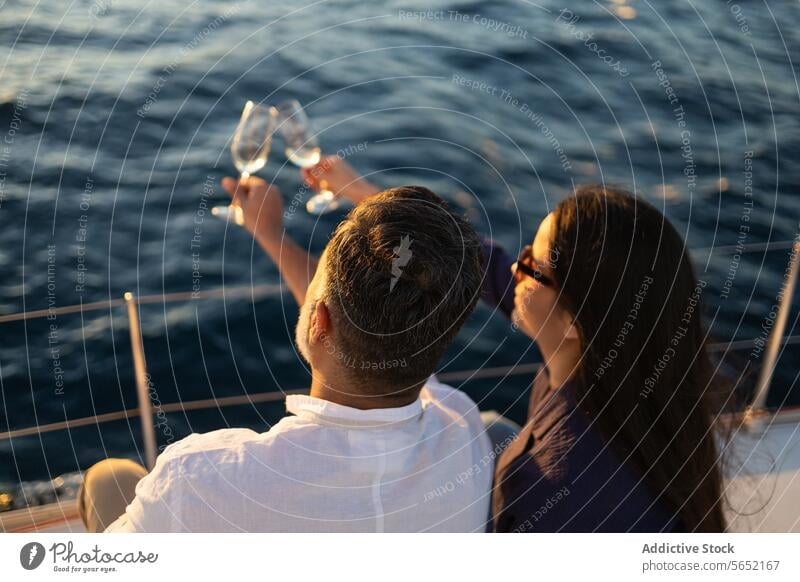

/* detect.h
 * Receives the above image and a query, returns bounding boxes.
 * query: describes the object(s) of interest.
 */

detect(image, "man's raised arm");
[221,176,318,305]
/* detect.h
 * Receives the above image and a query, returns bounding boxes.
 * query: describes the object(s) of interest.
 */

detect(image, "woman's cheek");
[515,288,540,333]
[512,308,534,339]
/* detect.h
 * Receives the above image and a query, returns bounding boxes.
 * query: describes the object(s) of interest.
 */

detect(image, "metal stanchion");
[124,292,157,470]
[750,240,800,414]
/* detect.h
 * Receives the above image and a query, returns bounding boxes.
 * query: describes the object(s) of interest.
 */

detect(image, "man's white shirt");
[106,376,493,532]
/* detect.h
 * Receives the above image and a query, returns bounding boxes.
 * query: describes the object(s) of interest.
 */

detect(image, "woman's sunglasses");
[514,245,554,287]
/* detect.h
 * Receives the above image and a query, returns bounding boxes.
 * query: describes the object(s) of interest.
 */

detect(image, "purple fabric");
[480,239,516,319]
[492,371,679,532]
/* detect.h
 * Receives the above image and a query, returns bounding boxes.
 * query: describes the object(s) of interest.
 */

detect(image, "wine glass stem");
[319,178,333,196]
[224,172,249,226]
[233,171,249,209]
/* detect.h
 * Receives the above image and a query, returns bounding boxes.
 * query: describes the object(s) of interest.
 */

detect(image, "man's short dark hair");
[323,185,483,397]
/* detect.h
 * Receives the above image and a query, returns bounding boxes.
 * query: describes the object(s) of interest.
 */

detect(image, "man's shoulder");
[159,428,258,459]
[143,421,309,488]
[157,420,305,465]
[422,375,480,417]
[421,376,492,463]
[120,428,272,532]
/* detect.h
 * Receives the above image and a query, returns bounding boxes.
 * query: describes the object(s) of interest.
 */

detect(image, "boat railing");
[750,240,800,411]
[1,239,798,466]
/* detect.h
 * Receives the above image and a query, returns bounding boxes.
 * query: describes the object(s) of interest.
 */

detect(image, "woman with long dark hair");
[305,160,728,532]
[484,185,728,532]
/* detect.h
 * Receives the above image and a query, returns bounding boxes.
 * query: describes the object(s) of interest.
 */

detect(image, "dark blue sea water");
[1,0,798,487]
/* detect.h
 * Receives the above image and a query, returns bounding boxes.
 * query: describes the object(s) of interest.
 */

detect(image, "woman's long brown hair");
[550,185,727,532]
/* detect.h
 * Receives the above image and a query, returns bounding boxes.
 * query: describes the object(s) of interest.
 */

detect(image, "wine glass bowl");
[212,100,276,225]
[231,100,274,176]
[274,99,348,215]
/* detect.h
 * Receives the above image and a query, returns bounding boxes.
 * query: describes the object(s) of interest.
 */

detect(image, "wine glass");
[211,100,276,225]
[273,99,349,215]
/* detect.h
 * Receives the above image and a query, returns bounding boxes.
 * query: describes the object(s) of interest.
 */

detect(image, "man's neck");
[309,370,421,410]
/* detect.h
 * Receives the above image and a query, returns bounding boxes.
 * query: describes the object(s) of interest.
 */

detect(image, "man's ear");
[309,300,331,344]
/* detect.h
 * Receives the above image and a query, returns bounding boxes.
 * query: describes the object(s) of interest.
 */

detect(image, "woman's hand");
[301,155,380,205]
[221,176,283,243]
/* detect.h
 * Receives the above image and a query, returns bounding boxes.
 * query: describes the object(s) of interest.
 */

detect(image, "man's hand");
[221,176,283,243]
[301,156,380,205]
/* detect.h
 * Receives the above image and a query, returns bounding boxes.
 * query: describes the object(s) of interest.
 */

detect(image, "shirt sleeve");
[480,239,516,320]
[104,451,183,532]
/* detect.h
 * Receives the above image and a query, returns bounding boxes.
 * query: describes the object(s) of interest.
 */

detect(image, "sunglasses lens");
[514,245,554,286]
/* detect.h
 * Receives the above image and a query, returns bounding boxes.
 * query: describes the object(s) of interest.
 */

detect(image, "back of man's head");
[322,185,483,398]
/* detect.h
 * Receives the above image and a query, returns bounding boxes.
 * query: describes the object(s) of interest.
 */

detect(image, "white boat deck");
[726,408,800,533]
[1,500,82,533]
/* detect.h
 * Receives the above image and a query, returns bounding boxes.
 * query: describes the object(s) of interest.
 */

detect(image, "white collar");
[286,393,424,427]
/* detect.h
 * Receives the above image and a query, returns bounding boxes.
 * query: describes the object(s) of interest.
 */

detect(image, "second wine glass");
[273,99,348,215]
[211,100,276,225]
